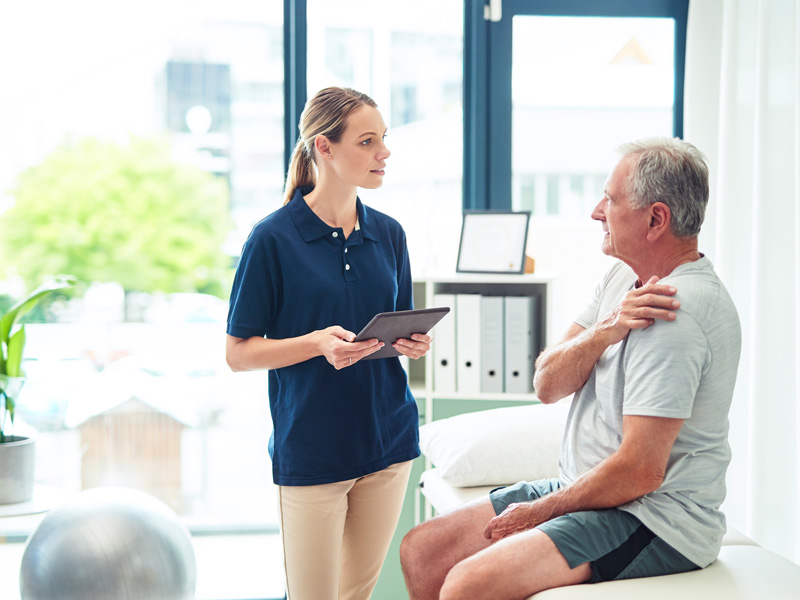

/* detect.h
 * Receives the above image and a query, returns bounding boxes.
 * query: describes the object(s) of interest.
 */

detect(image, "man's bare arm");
[533,276,681,404]
[484,414,684,542]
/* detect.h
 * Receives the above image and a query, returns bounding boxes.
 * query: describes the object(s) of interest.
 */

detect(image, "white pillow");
[419,401,571,487]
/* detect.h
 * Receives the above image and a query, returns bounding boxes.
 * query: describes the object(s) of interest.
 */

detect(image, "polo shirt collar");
[287,186,379,242]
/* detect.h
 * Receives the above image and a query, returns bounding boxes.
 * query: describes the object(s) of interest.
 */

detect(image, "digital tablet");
[353,307,450,360]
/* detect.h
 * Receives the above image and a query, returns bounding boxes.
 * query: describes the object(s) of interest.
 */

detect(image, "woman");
[225,86,431,600]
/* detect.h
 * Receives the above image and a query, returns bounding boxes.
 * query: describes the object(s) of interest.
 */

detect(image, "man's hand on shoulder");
[534,278,680,403]
[597,276,680,346]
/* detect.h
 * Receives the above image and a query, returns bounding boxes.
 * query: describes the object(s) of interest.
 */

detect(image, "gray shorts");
[489,479,700,583]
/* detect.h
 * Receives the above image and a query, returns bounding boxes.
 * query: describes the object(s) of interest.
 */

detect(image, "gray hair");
[617,137,709,238]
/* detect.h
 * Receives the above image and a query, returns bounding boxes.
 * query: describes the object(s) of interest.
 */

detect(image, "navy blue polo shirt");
[227,187,420,486]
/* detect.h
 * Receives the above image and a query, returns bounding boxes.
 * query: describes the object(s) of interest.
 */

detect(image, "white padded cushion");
[526,545,800,599]
[418,401,570,487]
[419,468,495,513]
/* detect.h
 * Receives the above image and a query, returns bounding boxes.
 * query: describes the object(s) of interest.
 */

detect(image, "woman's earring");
[328,155,333,159]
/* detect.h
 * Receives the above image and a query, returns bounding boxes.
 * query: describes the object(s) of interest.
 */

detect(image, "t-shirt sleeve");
[575,275,605,329]
[621,313,710,419]
[226,233,280,339]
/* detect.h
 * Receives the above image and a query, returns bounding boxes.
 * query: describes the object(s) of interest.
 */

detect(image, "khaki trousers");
[278,460,413,600]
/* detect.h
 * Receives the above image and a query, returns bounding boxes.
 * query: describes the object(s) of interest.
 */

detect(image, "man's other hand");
[484,502,543,543]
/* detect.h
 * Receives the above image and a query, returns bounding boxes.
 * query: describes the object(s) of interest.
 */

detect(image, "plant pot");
[0,435,35,504]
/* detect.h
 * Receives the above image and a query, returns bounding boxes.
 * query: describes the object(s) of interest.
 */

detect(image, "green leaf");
[6,326,25,378]
[0,375,22,438]
[0,275,77,345]
[4,391,14,428]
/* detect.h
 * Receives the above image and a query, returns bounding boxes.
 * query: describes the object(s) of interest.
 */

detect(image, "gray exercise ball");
[20,487,196,600]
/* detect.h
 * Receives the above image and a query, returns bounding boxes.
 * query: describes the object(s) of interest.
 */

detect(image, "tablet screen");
[353,307,450,360]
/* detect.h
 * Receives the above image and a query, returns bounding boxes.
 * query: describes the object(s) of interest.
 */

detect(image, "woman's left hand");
[392,333,432,360]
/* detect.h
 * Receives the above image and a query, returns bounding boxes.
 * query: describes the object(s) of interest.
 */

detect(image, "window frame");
[283,0,307,170]
[283,0,689,210]
[464,0,689,210]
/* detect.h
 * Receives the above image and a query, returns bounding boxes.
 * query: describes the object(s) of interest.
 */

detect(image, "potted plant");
[0,275,76,504]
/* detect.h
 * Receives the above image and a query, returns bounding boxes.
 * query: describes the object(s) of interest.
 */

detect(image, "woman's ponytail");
[282,138,316,205]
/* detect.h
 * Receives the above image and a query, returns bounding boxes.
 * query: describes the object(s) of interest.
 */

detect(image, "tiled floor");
[0,533,286,600]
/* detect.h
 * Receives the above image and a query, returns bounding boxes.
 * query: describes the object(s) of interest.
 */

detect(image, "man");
[400,137,742,600]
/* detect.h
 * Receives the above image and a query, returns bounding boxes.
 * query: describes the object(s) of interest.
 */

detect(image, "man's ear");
[647,202,672,241]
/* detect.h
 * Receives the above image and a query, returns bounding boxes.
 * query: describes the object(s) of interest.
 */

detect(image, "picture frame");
[456,210,531,274]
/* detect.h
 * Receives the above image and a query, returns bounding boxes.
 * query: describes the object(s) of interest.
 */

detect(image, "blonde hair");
[282,87,377,205]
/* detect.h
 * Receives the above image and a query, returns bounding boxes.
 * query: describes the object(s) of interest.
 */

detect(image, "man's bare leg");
[440,527,591,600]
[400,498,497,600]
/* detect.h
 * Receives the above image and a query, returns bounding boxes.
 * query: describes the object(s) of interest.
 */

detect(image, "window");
[305,0,465,273]
[510,15,677,217]
[467,0,688,211]
[465,0,688,329]
[1,3,285,597]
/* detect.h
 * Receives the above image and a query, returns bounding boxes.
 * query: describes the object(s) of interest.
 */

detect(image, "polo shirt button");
[332,232,339,238]
[345,264,351,271]
[344,248,348,253]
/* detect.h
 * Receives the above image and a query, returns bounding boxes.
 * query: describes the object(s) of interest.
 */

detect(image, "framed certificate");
[456,211,531,274]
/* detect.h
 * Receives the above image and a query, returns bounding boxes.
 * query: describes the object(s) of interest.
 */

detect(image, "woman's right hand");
[313,326,384,370]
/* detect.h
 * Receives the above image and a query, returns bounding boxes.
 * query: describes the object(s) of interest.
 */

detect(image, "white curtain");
[685,0,800,564]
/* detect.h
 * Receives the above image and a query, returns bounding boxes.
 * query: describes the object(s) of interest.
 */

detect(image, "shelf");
[409,384,541,404]
[410,273,557,425]
[430,392,539,402]
[414,271,558,285]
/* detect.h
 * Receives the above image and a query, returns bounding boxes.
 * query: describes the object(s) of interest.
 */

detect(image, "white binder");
[432,293,457,394]
[480,295,504,393]
[455,294,482,394]
[504,296,537,394]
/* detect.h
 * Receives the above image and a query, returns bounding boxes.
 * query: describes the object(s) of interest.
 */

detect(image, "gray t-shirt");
[561,256,741,568]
